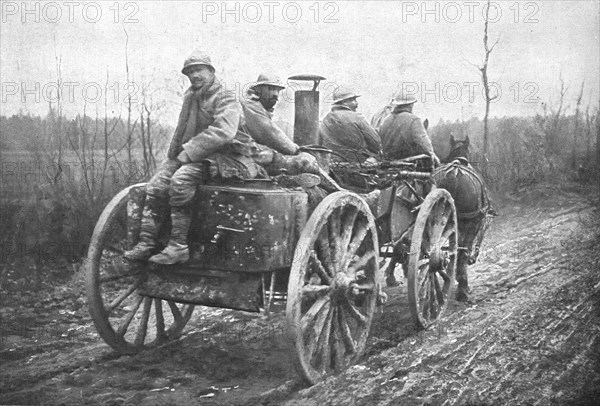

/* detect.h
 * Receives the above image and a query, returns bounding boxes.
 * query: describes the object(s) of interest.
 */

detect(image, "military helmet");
[391,90,417,105]
[333,87,360,104]
[181,50,214,75]
[251,73,286,90]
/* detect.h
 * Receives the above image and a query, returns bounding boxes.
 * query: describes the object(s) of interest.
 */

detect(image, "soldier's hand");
[431,153,441,168]
[292,143,301,155]
[177,150,192,163]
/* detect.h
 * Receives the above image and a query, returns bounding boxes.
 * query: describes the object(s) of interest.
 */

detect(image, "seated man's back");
[319,88,381,164]
[379,91,439,165]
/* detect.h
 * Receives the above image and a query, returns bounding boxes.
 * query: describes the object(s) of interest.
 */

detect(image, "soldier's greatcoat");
[319,105,381,163]
[379,106,435,160]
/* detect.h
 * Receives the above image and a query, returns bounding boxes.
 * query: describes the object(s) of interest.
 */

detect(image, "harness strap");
[433,160,492,218]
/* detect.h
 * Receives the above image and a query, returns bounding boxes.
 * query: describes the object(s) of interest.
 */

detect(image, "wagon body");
[85,161,457,384]
[85,76,458,385]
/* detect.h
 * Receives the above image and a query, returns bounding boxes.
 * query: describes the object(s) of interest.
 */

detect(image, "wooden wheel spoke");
[437,269,451,283]
[316,231,336,275]
[354,282,376,291]
[346,221,370,259]
[328,208,343,264]
[168,301,183,324]
[429,276,438,318]
[301,296,331,331]
[342,300,367,327]
[347,250,376,274]
[441,225,456,242]
[340,206,359,251]
[315,307,334,371]
[154,299,166,340]
[106,279,142,313]
[305,302,331,361]
[302,285,331,295]
[134,297,152,346]
[433,273,445,305]
[310,252,333,284]
[422,290,431,319]
[116,295,144,337]
[338,307,357,355]
[418,271,430,301]
[332,309,345,371]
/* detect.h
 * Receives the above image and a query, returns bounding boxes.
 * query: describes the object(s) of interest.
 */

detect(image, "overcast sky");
[1,0,598,127]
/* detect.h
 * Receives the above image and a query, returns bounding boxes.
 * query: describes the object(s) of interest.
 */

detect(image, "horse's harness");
[434,158,492,220]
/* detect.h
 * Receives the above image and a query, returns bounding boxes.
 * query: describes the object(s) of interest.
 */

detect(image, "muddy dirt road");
[1,182,599,405]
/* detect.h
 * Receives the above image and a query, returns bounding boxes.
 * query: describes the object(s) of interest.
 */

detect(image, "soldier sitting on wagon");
[239,73,337,204]
[124,55,334,265]
[319,88,382,164]
[378,90,440,166]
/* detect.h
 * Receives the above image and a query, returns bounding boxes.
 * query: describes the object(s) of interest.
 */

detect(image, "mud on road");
[1,182,599,405]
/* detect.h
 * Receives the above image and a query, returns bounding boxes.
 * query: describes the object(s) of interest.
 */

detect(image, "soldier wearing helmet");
[319,87,381,164]
[379,90,440,166]
[125,50,255,265]
[240,73,339,195]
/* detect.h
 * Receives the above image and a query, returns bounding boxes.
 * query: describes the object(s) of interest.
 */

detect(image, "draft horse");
[384,135,495,303]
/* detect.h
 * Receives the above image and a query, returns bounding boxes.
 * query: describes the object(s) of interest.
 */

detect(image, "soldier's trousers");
[145,159,208,208]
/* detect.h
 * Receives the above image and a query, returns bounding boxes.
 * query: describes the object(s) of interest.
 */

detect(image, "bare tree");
[478,0,500,161]
[571,81,584,169]
[547,74,568,155]
[123,27,139,182]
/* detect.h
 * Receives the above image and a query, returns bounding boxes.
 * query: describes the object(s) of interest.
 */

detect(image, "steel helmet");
[333,87,360,104]
[181,50,215,75]
[391,90,417,105]
[251,73,286,89]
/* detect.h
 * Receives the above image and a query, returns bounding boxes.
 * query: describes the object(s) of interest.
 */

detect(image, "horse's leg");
[385,241,409,287]
[455,249,471,302]
[385,257,399,287]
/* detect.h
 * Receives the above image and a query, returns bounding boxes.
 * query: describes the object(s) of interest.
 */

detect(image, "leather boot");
[123,197,164,261]
[149,206,191,265]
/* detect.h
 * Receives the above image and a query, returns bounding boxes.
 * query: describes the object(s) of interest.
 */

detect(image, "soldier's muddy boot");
[124,197,163,261]
[149,207,191,265]
[455,250,471,302]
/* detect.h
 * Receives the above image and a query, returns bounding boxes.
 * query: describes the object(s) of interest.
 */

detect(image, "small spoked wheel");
[85,184,194,354]
[287,191,379,384]
[407,188,457,329]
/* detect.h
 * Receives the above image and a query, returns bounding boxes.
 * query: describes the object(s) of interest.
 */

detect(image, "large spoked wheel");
[407,188,457,329]
[85,184,194,355]
[287,191,379,384]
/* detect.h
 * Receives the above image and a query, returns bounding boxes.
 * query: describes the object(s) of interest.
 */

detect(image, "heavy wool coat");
[319,105,381,163]
[379,106,435,160]
[167,79,253,162]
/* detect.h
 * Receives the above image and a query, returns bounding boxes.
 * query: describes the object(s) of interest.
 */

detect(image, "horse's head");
[445,134,470,163]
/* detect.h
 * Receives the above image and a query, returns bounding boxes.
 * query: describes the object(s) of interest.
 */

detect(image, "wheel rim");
[85,185,194,354]
[407,188,457,329]
[287,191,379,384]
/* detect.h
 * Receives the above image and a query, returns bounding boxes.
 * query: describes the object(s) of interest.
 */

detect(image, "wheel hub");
[331,273,351,304]
[429,246,444,270]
